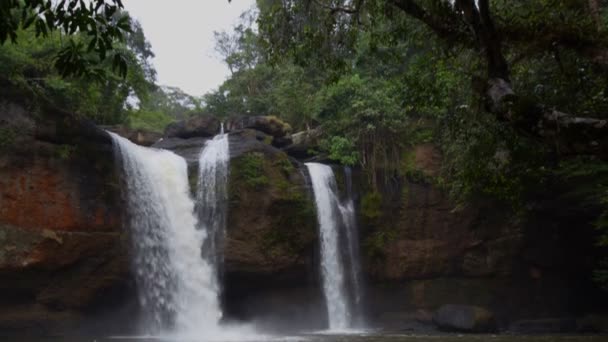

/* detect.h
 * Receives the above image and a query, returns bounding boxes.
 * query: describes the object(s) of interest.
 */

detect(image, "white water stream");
[110,132,224,337]
[196,132,230,281]
[306,163,354,331]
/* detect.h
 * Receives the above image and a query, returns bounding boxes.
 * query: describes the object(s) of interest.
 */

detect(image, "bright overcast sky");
[124,0,256,97]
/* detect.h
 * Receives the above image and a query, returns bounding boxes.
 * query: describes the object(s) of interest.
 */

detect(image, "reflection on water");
[3,334,607,342]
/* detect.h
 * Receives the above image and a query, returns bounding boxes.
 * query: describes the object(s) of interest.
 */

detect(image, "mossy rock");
[226,149,316,272]
[230,152,270,193]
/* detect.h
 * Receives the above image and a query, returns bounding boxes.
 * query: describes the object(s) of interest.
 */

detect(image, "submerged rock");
[432,304,497,333]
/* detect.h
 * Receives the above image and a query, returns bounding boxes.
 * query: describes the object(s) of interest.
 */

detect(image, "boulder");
[283,128,322,159]
[101,125,162,146]
[152,137,208,164]
[220,130,319,326]
[224,141,316,276]
[226,116,292,138]
[164,115,220,139]
[433,305,497,332]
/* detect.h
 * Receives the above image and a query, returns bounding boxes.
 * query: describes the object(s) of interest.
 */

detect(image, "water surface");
[5,333,607,342]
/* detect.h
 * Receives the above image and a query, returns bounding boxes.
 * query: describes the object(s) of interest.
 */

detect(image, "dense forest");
[1,0,607,291]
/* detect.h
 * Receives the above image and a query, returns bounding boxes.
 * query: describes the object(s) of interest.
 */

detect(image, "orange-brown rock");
[0,155,120,232]
[0,99,130,334]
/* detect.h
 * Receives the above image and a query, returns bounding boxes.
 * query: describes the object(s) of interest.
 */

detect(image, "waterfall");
[339,166,363,325]
[109,132,222,335]
[306,162,363,331]
[196,132,230,294]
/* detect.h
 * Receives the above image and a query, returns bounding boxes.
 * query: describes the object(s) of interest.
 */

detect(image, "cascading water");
[196,128,230,294]
[109,132,222,335]
[306,162,363,331]
[339,166,364,325]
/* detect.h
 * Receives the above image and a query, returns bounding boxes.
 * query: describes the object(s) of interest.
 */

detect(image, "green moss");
[266,115,293,135]
[400,148,433,184]
[263,187,316,257]
[400,149,416,176]
[231,152,269,191]
[409,126,435,144]
[272,153,295,176]
[361,191,382,220]
[56,144,76,160]
[333,166,346,196]
[188,169,199,195]
[230,149,315,259]
[0,127,16,149]
[364,229,396,260]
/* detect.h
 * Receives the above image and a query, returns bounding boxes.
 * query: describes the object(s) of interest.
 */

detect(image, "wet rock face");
[363,144,520,281]
[433,305,497,333]
[369,184,520,280]
[224,147,316,276]
[361,143,608,325]
[0,151,121,233]
[223,131,320,324]
[0,100,132,334]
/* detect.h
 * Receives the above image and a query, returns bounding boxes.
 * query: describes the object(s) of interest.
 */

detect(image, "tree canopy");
[1,0,130,77]
[206,0,608,288]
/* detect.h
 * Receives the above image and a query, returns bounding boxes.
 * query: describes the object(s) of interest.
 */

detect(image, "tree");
[0,0,131,78]
[257,0,608,158]
[0,12,156,126]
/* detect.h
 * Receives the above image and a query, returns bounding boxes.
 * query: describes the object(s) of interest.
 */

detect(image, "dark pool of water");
[3,333,608,342]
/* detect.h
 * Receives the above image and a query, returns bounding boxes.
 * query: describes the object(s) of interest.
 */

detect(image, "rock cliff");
[1,106,606,334]
[0,99,131,334]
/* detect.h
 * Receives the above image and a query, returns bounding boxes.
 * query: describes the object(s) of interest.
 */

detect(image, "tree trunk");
[487,78,608,157]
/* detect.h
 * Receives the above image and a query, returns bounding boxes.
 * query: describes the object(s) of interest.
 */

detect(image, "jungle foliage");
[0,7,201,132]
[2,0,608,289]
[207,1,608,288]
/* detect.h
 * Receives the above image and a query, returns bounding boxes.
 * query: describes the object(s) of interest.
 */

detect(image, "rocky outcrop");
[363,145,520,282]
[225,142,315,276]
[101,125,162,146]
[361,143,608,329]
[226,116,292,139]
[164,115,220,139]
[0,99,131,334]
[2,88,607,335]
[433,305,497,333]
[224,131,320,326]
[283,128,322,159]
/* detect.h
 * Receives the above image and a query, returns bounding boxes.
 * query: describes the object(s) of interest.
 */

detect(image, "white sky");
[124,0,256,97]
